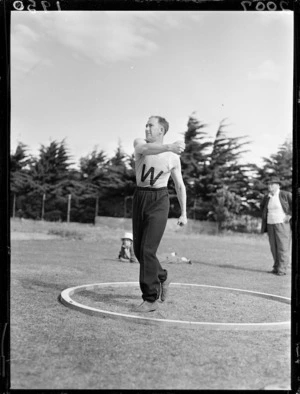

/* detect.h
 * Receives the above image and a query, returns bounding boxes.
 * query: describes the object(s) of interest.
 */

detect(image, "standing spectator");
[260,177,292,275]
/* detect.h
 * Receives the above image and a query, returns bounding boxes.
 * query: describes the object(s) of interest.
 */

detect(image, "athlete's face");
[145,117,164,143]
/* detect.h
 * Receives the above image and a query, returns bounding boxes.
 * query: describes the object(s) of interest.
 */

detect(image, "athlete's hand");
[170,141,185,155]
[177,215,187,227]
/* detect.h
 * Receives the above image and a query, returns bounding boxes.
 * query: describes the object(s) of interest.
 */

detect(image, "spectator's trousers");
[132,187,169,302]
[267,222,291,273]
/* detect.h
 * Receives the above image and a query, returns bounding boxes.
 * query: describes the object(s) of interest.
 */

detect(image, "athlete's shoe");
[132,300,159,313]
[160,277,171,302]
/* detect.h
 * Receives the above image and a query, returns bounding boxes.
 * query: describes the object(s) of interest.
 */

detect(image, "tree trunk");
[95,196,99,222]
[12,193,16,218]
[41,194,46,221]
[67,194,71,223]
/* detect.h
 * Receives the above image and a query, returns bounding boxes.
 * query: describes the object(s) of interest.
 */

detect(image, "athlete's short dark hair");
[152,116,169,135]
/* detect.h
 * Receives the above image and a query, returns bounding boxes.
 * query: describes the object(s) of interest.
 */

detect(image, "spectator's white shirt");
[267,189,286,224]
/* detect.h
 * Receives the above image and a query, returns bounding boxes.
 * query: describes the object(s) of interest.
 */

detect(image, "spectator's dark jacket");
[260,190,292,233]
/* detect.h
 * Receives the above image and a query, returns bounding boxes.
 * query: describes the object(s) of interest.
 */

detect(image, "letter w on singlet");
[141,164,163,186]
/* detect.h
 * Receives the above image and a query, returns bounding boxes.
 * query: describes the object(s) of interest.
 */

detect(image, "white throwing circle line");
[59,282,290,330]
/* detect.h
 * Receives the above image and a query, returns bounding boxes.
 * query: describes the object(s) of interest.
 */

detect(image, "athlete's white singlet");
[135,152,179,188]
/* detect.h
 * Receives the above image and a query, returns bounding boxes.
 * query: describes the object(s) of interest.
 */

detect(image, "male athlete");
[132,116,187,313]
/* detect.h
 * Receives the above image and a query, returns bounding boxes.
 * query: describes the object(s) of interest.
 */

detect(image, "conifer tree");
[194,119,250,220]
[79,149,107,180]
[247,138,292,216]
[10,143,33,217]
[92,141,136,217]
[177,112,211,218]
[204,119,250,196]
[209,186,242,231]
[261,138,292,190]
[25,140,75,220]
[10,143,32,195]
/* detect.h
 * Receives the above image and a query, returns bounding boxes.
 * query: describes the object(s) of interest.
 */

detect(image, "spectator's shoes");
[132,300,159,313]
[268,270,278,274]
[160,277,171,302]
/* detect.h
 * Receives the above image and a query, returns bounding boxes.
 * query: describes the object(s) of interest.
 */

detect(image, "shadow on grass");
[19,278,141,308]
[106,257,270,274]
[20,278,72,291]
[195,260,269,274]
[79,290,138,308]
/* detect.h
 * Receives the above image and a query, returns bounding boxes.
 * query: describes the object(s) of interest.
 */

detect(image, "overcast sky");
[11,10,293,168]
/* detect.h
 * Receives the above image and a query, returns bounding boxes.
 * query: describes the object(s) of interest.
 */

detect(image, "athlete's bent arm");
[171,160,187,227]
[134,138,184,156]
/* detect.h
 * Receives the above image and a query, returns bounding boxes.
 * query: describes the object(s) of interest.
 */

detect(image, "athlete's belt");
[136,186,168,192]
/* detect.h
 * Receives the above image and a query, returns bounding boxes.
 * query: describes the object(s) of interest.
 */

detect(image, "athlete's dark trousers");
[132,187,169,302]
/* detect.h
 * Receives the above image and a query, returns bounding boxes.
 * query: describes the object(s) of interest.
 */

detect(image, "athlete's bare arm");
[134,138,185,156]
[171,158,187,227]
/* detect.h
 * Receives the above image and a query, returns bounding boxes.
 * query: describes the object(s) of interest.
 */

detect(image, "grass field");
[10,218,291,390]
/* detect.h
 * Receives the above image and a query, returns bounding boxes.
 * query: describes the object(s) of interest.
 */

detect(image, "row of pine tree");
[10,114,292,231]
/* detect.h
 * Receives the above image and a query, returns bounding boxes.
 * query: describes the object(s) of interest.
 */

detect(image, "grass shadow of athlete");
[77,289,139,309]
[195,260,290,274]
